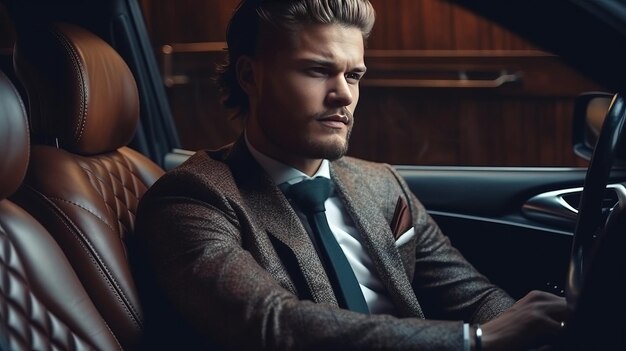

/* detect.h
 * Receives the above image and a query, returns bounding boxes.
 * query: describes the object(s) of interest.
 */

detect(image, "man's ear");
[236,55,258,97]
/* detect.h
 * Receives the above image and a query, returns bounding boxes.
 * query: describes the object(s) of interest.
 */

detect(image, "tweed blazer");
[135,138,514,350]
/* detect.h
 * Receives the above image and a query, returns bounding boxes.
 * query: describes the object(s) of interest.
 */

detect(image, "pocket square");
[390,197,412,239]
[395,227,415,247]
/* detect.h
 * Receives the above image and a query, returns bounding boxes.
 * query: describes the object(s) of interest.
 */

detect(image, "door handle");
[522,184,626,228]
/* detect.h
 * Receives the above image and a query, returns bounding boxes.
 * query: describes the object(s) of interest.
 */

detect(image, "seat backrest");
[12,22,165,350]
[0,70,123,351]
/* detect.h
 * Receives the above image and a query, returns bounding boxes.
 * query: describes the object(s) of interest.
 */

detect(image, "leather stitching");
[77,165,129,235]
[52,28,88,143]
[71,157,147,324]
[78,154,147,236]
[84,154,146,200]
[22,186,142,329]
[47,196,142,329]
[0,229,100,350]
[48,197,116,233]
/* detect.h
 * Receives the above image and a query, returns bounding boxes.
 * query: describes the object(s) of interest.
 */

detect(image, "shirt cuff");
[463,323,470,351]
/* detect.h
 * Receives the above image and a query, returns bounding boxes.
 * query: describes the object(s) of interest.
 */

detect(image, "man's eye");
[307,67,327,76]
[346,72,362,83]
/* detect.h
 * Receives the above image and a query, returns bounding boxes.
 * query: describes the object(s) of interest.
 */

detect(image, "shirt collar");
[244,132,331,186]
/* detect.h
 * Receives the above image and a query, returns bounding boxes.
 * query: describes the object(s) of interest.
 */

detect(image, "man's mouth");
[317,114,350,129]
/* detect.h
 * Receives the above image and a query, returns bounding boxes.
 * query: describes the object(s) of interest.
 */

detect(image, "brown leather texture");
[13,22,139,156]
[0,201,122,351]
[12,21,166,349]
[0,71,29,199]
[0,69,121,351]
[12,145,164,350]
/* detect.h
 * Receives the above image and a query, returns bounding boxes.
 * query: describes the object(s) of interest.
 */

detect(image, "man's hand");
[480,290,567,351]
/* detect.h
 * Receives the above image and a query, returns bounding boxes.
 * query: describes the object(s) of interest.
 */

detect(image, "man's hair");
[216,0,375,119]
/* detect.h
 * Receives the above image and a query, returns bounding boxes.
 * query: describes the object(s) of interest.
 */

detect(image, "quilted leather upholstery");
[0,71,120,350]
[74,151,149,237]
[11,144,163,350]
[12,22,165,350]
[0,202,122,351]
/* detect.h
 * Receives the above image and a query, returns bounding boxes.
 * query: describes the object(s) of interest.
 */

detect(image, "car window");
[125,2,608,167]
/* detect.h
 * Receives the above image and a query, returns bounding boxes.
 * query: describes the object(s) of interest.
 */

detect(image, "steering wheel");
[561,94,626,350]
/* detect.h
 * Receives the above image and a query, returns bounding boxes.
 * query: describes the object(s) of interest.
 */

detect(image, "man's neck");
[244,133,331,186]
[244,130,323,176]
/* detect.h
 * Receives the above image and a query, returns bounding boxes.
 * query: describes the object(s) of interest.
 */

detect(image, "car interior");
[0,70,123,351]
[0,0,625,350]
[9,21,166,350]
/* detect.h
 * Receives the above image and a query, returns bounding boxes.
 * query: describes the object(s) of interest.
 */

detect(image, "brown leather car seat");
[11,22,165,350]
[0,70,123,351]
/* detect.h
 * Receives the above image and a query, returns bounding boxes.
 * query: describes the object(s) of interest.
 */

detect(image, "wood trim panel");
[140,0,601,167]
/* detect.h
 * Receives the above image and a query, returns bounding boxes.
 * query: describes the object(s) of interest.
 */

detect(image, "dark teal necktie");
[288,177,369,313]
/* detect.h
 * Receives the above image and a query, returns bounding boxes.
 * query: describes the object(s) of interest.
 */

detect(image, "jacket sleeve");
[386,165,515,323]
[135,176,471,351]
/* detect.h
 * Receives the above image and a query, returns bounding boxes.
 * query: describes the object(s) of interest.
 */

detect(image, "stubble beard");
[295,108,354,161]
[260,110,354,162]
[304,125,352,161]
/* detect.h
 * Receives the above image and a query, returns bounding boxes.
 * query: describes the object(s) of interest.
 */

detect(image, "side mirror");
[573,92,626,165]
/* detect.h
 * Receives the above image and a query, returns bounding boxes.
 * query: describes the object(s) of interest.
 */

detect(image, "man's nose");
[326,76,354,107]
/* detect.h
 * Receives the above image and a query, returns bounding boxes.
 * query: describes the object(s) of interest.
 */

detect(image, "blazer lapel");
[331,163,424,318]
[224,138,338,306]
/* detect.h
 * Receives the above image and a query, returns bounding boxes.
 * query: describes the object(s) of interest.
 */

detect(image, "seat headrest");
[13,22,139,155]
[0,71,29,199]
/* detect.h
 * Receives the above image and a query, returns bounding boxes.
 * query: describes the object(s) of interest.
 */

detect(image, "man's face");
[245,23,366,170]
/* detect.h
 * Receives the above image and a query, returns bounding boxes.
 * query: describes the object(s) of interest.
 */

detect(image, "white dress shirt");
[245,135,396,315]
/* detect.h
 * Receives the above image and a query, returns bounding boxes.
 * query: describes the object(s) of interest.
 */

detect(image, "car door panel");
[398,166,626,298]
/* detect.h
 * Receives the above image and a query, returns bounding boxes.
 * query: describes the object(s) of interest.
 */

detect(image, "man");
[135,0,566,350]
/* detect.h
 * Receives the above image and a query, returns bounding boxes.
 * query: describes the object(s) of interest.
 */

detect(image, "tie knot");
[288,177,332,214]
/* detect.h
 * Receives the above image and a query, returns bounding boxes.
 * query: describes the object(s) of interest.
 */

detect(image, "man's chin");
[305,140,349,161]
